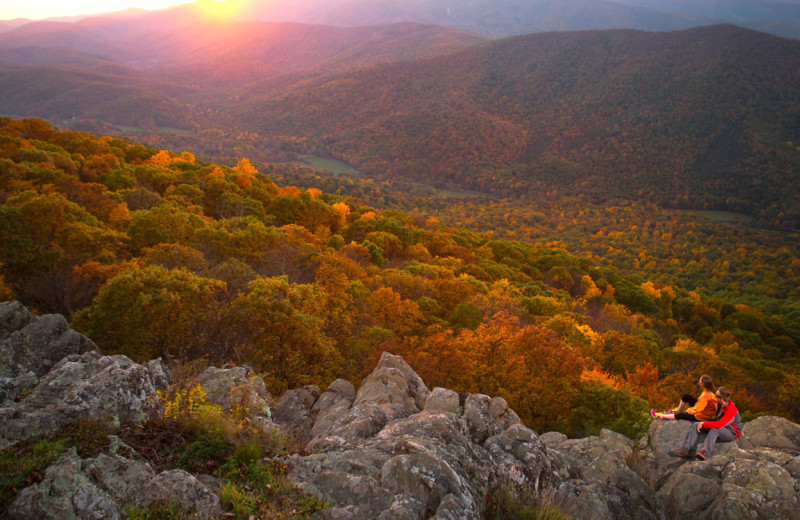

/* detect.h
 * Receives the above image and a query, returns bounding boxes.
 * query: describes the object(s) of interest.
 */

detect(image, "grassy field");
[685,210,756,226]
[435,188,490,199]
[117,125,186,134]
[292,155,361,175]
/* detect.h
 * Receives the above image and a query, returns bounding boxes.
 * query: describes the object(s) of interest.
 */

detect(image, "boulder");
[654,430,800,519]
[424,387,461,414]
[555,479,640,520]
[0,303,98,406]
[197,364,271,415]
[310,379,356,441]
[547,428,633,482]
[738,415,800,455]
[7,448,123,520]
[8,447,221,519]
[0,301,36,341]
[0,351,165,443]
[485,423,570,491]
[273,384,321,442]
[464,394,501,444]
[304,354,431,452]
[633,419,722,489]
[0,304,96,380]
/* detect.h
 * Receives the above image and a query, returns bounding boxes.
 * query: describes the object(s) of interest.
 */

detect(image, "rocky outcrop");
[197,363,271,414]
[0,301,97,402]
[635,417,800,520]
[274,353,800,520]
[275,352,570,520]
[7,447,221,520]
[3,302,800,520]
[0,351,167,444]
[538,428,663,520]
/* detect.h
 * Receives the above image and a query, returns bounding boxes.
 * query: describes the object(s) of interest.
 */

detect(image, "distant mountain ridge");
[4,0,800,39]
[0,18,484,126]
[0,13,798,225]
[232,24,800,226]
[204,0,800,38]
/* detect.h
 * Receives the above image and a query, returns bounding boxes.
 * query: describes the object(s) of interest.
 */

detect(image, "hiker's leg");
[683,425,703,451]
[677,394,697,413]
[702,428,735,457]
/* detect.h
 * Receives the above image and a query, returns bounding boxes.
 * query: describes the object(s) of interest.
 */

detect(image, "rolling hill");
[213,0,800,39]
[0,18,484,124]
[1,15,798,227]
[232,24,800,227]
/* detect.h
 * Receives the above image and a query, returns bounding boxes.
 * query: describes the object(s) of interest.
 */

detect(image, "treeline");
[1,118,798,439]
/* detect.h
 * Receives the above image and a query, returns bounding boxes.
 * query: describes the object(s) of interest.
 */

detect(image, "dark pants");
[683,425,736,456]
[682,394,698,406]
[676,394,700,422]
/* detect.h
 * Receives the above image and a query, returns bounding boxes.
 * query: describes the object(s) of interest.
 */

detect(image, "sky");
[0,0,195,20]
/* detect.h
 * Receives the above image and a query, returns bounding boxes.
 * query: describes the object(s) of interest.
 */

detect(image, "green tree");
[72,265,226,360]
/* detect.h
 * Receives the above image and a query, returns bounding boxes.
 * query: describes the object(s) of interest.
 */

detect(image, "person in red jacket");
[670,387,743,460]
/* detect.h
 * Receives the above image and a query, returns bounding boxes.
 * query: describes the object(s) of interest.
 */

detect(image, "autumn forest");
[1,0,800,444]
[1,117,798,441]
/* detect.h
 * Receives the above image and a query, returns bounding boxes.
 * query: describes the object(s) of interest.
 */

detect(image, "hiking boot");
[670,448,692,458]
[696,451,708,461]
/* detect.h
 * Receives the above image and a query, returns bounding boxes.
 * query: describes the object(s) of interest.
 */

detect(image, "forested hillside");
[1,118,798,440]
[3,22,798,228]
[236,24,800,228]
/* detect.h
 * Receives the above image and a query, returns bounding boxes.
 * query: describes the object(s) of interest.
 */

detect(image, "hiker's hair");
[700,374,715,392]
[717,387,732,400]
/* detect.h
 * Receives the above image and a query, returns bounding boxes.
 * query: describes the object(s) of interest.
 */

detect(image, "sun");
[198,0,238,18]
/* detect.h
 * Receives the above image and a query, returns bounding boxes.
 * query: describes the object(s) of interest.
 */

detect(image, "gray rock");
[607,467,664,520]
[144,358,170,392]
[310,379,356,441]
[353,366,420,414]
[656,457,725,519]
[711,457,799,519]
[424,387,461,414]
[0,307,96,380]
[380,451,465,513]
[540,431,568,448]
[0,351,163,442]
[0,301,36,341]
[549,428,633,482]
[485,424,569,492]
[488,396,522,430]
[0,370,37,403]
[787,454,800,480]
[287,353,570,519]
[655,444,800,520]
[363,352,430,411]
[197,364,270,414]
[11,448,221,519]
[305,355,432,453]
[739,415,800,456]
[555,479,638,520]
[7,448,124,520]
[150,469,222,517]
[464,394,501,444]
[273,385,321,442]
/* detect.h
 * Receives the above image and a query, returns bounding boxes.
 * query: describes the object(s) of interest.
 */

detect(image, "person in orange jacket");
[670,386,743,460]
[651,374,717,422]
